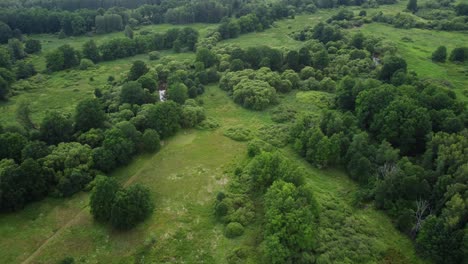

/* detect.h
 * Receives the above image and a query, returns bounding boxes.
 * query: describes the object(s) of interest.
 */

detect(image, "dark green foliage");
[128,60,149,81]
[449,47,467,62]
[21,141,50,160]
[92,147,116,173]
[141,129,160,152]
[355,84,398,129]
[24,39,41,54]
[137,101,182,138]
[351,32,365,49]
[46,44,79,71]
[432,46,447,62]
[379,56,407,81]
[102,128,135,165]
[416,216,465,264]
[15,61,36,79]
[0,47,12,69]
[407,0,417,13]
[124,25,134,39]
[167,82,188,104]
[74,99,105,132]
[8,39,25,61]
[90,176,120,222]
[110,184,154,230]
[120,81,146,105]
[0,158,50,211]
[58,256,75,264]
[0,21,11,44]
[0,132,28,162]
[0,75,10,100]
[39,111,73,145]
[196,48,218,68]
[455,3,468,16]
[138,75,158,93]
[45,50,65,72]
[370,98,432,155]
[82,40,100,63]
[312,22,343,43]
[58,44,80,69]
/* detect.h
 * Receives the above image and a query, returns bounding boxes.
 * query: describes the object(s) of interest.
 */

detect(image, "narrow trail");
[21,159,153,264]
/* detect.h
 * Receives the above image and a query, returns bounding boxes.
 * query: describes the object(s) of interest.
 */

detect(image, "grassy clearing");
[0,51,195,126]
[0,85,424,263]
[352,23,468,101]
[220,12,333,49]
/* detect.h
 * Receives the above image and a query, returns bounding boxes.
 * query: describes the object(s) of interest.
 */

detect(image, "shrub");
[247,138,275,157]
[449,47,467,62]
[232,79,277,110]
[224,126,253,141]
[148,51,160,60]
[431,46,447,62]
[79,59,94,70]
[225,222,244,238]
[141,129,160,152]
[110,184,154,230]
[197,117,220,130]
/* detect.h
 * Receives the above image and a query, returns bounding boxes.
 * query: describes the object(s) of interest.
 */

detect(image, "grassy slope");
[0,85,424,263]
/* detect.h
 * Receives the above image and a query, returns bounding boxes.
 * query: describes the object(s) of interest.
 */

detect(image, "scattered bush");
[225,222,245,238]
[224,126,253,141]
[79,59,94,70]
[148,51,161,60]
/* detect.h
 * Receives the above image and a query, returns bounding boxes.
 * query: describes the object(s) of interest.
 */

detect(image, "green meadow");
[0,85,425,263]
[1,3,465,262]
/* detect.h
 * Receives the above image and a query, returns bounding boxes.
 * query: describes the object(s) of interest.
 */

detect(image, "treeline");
[45,27,198,72]
[0,58,209,213]
[214,151,319,263]
[0,0,402,41]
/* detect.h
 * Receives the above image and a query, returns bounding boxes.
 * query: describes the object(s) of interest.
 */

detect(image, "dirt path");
[21,160,152,264]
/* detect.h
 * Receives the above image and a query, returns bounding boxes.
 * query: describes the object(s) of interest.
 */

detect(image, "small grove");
[214,150,319,263]
[0,59,208,230]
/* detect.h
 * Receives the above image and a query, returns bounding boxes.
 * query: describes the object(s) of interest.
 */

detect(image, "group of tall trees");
[214,151,319,263]
[90,176,153,229]
[45,27,199,72]
[0,57,209,215]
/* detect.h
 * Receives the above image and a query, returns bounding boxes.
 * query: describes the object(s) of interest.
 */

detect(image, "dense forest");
[0,0,467,263]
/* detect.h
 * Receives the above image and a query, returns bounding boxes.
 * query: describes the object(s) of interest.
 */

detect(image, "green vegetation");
[0,0,466,263]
